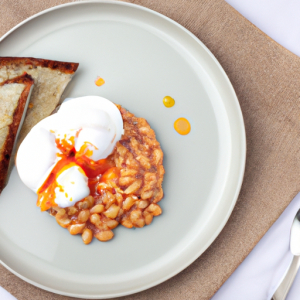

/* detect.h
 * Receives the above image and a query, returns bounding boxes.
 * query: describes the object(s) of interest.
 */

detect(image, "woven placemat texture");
[1,0,300,299]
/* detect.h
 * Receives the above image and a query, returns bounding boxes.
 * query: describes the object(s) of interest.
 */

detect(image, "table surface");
[2,0,300,299]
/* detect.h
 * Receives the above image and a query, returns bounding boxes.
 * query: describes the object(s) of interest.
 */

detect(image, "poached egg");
[16,96,123,210]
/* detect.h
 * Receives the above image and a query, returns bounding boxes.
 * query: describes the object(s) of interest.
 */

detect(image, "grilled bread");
[0,57,79,146]
[0,73,34,194]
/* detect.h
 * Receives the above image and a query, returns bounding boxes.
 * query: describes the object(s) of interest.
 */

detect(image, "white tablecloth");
[0,287,17,300]
[212,193,300,300]
[2,1,300,299]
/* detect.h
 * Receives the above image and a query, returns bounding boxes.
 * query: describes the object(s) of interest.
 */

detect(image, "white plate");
[0,1,246,298]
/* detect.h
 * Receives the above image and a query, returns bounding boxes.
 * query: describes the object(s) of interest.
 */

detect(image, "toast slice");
[0,57,79,146]
[0,73,34,194]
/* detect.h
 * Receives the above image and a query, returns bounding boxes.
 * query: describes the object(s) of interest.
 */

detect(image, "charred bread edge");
[0,57,79,74]
[0,73,34,193]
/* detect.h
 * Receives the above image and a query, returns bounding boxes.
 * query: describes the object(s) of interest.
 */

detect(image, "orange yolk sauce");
[162,96,191,135]
[37,133,118,211]
[174,117,191,135]
[163,96,175,108]
[95,77,105,86]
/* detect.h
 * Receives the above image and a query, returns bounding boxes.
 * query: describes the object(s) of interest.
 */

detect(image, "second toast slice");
[0,73,34,193]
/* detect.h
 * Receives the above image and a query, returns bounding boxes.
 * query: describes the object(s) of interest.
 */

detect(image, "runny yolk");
[36,131,116,211]
[95,77,105,86]
[163,96,175,107]
[174,117,191,135]
[76,142,98,158]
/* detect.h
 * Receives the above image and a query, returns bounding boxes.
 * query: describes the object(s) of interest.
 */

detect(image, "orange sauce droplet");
[95,77,105,86]
[174,118,191,135]
[163,96,175,107]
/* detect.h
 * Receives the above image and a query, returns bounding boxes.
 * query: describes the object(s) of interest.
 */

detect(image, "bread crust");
[0,73,34,193]
[0,57,79,74]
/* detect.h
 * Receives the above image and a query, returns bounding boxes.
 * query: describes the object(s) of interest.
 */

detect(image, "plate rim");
[0,1,246,298]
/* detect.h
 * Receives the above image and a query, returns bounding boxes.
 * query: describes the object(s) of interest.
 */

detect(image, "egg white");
[54,165,89,208]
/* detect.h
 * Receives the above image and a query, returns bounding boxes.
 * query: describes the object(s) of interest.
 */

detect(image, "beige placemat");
[1,0,300,299]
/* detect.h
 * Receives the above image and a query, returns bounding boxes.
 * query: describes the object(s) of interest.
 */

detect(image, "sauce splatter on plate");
[95,77,105,86]
[174,117,191,135]
[163,96,175,107]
